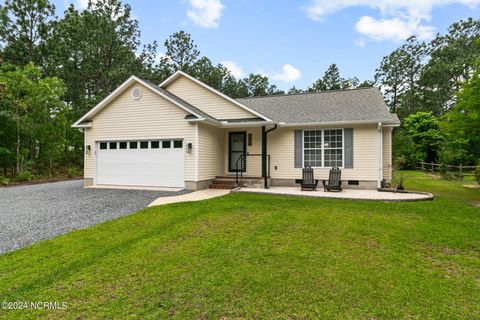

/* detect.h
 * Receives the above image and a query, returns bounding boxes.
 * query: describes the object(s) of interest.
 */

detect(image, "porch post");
[261,126,267,188]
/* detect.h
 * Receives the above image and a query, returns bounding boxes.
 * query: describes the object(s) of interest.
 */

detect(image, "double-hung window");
[303,130,322,167]
[324,129,343,167]
[303,129,343,168]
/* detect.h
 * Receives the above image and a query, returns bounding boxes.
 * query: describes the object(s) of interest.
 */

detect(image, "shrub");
[67,167,81,178]
[393,155,406,171]
[16,171,34,182]
[0,176,9,186]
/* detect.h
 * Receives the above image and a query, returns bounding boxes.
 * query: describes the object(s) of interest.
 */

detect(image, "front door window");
[229,132,246,172]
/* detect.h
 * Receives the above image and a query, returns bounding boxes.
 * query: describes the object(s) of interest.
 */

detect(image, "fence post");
[459,164,463,180]
[421,162,424,171]
[431,161,434,173]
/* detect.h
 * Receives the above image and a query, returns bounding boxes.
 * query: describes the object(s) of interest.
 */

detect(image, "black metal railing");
[235,153,270,185]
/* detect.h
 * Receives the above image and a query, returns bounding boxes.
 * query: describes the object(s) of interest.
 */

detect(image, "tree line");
[0,0,478,182]
[374,19,479,168]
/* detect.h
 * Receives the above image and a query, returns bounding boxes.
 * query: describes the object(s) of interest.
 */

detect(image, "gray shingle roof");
[147,81,218,122]
[236,88,400,125]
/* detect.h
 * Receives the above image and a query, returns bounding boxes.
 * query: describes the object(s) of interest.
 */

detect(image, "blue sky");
[51,0,480,90]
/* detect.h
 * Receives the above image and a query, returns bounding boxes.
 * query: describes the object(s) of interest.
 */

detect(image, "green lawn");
[1,172,479,319]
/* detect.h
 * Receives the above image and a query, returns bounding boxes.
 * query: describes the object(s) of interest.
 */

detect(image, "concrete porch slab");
[148,189,230,207]
[235,186,433,202]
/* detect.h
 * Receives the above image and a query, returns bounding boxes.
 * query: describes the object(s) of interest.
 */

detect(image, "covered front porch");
[206,123,275,189]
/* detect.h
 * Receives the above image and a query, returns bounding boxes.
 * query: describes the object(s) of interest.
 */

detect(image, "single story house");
[73,70,400,190]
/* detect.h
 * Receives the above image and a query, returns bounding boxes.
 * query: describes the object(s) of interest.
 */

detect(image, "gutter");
[186,119,275,127]
[220,120,275,127]
[277,120,400,127]
[71,123,92,129]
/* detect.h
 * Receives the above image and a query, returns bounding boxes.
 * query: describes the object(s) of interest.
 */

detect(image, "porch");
[203,123,274,189]
[234,187,433,202]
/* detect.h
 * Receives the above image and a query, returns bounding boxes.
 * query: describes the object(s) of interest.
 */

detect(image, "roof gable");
[73,76,211,127]
[160,71,271,121]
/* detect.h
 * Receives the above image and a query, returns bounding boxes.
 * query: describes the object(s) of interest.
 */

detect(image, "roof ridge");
[236,86,378,100]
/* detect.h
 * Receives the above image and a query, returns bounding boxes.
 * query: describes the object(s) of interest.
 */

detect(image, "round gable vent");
[132,87,142,100]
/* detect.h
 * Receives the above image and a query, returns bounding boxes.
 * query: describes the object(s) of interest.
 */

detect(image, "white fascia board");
[219,121,275,127]
[382,123,401,127]
[277,120,399,127]
[159,70,273,122]
[71,123,92,128]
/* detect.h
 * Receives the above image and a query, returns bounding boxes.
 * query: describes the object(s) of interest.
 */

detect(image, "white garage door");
[96,139,185,188]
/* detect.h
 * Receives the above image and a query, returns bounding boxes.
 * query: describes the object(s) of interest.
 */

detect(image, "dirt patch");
[441,247,461,255]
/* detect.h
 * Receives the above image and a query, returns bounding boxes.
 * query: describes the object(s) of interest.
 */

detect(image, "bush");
[393,155,406,171]
[16,171,34,182]
[0,148,14,170]
[0,176,9,186]
[67,167,81,178]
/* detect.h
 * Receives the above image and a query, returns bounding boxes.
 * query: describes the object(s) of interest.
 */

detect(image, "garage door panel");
[96,141,184,188]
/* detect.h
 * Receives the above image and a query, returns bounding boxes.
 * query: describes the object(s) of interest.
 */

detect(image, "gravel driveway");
[0,180,188,254]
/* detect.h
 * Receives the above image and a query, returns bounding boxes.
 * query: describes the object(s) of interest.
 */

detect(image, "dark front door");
[229,132,246,172]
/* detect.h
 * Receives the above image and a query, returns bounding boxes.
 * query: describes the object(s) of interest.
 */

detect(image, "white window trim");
[302,128,345,169]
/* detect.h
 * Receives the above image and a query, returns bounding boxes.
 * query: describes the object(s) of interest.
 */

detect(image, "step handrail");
[235,153,270,186]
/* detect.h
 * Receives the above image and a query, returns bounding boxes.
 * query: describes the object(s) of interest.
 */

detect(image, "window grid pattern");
[99,140,183,150]
[303,130,322,167]
[324,129,343,167]
[303,129,343,168]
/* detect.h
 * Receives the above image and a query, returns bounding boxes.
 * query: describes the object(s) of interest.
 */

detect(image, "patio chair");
[323,167,342,192]
[301,166,319,191]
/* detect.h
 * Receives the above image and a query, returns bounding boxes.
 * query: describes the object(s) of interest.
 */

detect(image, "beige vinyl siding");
[223,127,263,176]
[165,76,257,120]
[382,127,392,180]
[84,83,196,182]
[267,125,379,181]
[198,123,224,181]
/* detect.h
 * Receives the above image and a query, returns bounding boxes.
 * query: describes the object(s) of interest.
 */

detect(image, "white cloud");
[187,0,225,28]
[272,64,302,83]
[355,16,435,41]
[221,61,244,78]
[303,0,480,42]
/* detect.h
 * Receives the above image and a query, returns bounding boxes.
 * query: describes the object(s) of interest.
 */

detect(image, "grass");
[0,171,479,319]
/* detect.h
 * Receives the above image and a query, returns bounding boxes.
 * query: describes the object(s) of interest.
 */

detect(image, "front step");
[209,176,270,189]
[215,175,265,180]
[209,180,236,189]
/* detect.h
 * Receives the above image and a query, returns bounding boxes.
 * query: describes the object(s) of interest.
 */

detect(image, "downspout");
[194,123,199,184]
[262,124,278,189]
[377,122,383,190]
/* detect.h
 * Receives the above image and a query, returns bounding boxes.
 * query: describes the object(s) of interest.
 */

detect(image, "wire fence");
[416,162,476,179]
